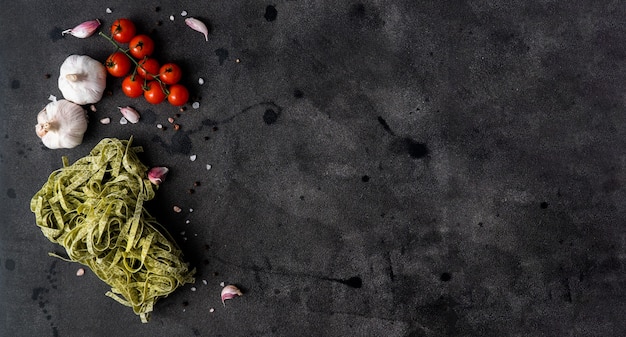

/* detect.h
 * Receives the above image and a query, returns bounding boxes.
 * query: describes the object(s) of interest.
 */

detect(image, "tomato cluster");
[105,18,189,106]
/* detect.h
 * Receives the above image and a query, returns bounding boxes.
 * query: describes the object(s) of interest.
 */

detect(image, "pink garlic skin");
[221,285,243,305]
[185,17,209,41]
[118,106,140,124]
[148,167,169,185]
[62,19,101,38]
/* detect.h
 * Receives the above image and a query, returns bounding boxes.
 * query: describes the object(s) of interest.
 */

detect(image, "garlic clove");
[148,167,169,185]
[58,55,107,105]
[62,19,101,38]
[221,285,243,305]
[185,17,209,41]
[118,106,140,124]
[36,100,88,149]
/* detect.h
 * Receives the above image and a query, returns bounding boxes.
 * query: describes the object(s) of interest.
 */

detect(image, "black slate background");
[1,1,625,336]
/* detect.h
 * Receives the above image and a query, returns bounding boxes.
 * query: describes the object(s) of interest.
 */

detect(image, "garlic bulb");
[35,100,88,149]
[58,55,107,105]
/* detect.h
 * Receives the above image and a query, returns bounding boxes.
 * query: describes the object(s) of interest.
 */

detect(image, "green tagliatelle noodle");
[30,138,195,323]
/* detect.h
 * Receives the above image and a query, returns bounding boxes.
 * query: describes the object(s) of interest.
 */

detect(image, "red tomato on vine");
[110,18,136,43]
[129,35,155,59]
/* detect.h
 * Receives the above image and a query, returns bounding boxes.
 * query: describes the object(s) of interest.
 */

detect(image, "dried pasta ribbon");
[30,137,195,323]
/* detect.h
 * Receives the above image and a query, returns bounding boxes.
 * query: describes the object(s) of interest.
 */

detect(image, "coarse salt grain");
[206,164,212,170]
[192,102,200,109]
[156,123,163,129]
[185,219,190,224]
[169,15,175,21]
[100,117,111,125]
[209,308,215,313]
[48,94,57,102]
[190,155,197,161]
[90,105,97,112]
[189,208,194,213]
[220,282,225,287]
[173,206,182,213]
[76,268,85,276]
[191,287,197,292]
[202,279,208,285]
[181,10,188,16]
[106,8,112,13]
[198,78,205,85]
[120,117,128,125]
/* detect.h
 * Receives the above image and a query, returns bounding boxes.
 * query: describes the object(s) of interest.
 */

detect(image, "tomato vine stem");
[98,31,169,95]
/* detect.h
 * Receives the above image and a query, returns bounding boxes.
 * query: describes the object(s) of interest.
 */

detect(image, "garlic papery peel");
[221,285,243,305]
[118,106,140,124]
[35,100,88,149]
[148,167,169,185]
[185,18,209,41]
[58,55,107,105]
[62,19,101,38]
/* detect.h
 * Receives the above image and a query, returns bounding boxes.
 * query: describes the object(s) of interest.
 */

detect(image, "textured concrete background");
[1,1,625,336]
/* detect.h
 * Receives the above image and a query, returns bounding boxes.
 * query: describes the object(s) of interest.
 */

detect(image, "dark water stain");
[151,132,193,155]
[141,109,157,124]
[264,5,278,21]
[348,2,384,29]
[361,175,370,182]
[390,137,429,159]
[220,101,283,125]
[417,295,461,336]
[540,201,549,209]
[31,262,59,336]
[323,275,363,288]
[201,119,219,126]
[49,27,64,42]
[440,272,451,282]
[32,287,48,301]
[188,101,284,136]
[7,188,16,198]
[490,29,530,55]
[215,48,229,65]
[5,259,15,271]
[377,116,394,135]
[11,79,20,89]
[263,109,279,125]
[171,132,193,154]
[350,3,366,18]
[293,89,304,98]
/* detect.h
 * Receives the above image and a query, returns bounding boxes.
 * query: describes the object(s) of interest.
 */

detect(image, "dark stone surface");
[1,1,625,336]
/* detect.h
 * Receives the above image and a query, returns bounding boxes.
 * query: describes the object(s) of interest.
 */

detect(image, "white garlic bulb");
[58,55,107,105]
[35,100,88,149]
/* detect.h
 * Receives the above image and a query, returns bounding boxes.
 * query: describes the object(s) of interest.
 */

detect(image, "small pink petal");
[185,17,209,41]
[221,285,243,305]
[148,167,169,185]
[62,19,101,38]
[118,106,140,124]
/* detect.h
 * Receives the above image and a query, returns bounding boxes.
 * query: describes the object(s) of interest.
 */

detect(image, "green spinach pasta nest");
[30,137,195,323]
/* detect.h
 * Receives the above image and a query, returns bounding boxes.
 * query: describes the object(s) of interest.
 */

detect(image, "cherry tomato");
[159,63,183,85]
[167,84,189,106]
[137,58,160,80]
[129,35,155,59]
[144,81,166,104]
[121,75,144,98]
[111,18,136,43]
[105,52,132,77]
